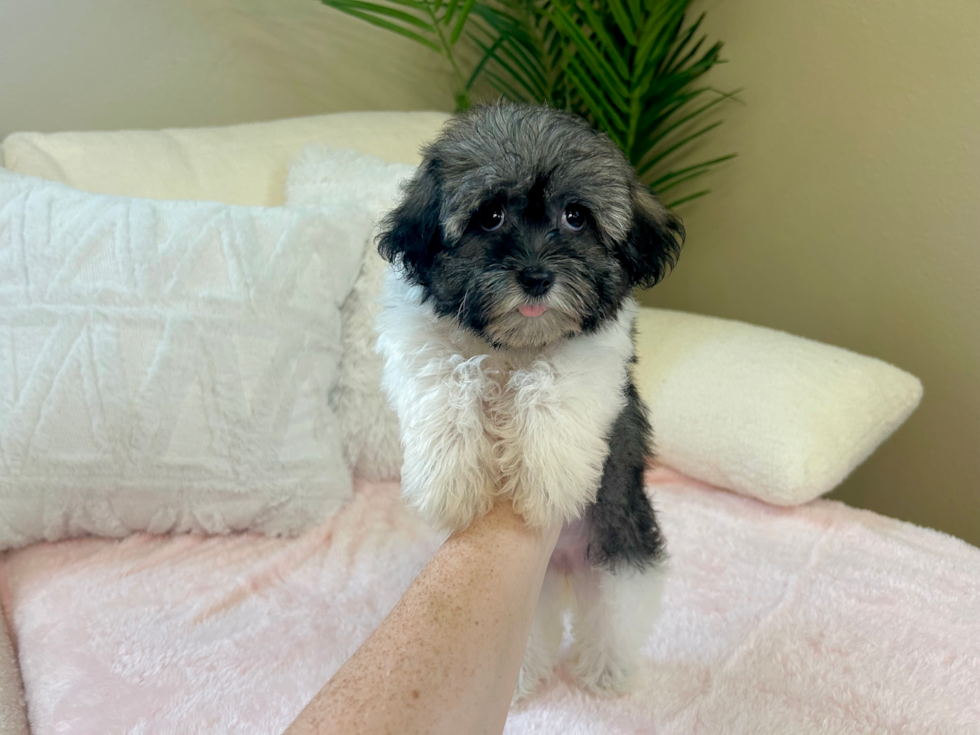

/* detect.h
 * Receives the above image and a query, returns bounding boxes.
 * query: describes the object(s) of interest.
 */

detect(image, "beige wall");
[0,0,456,139]
[640,0,980,545]
[1,0,976,544]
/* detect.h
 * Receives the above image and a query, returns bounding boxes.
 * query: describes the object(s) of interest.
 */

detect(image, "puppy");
[375,103,684,700]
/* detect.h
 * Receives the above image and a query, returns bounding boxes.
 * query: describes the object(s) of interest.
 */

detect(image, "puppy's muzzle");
[518,267,555,297]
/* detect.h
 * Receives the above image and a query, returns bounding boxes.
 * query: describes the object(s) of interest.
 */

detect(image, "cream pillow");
[0,170,369,549]
[0,111,450,206]
[284,147,923,505]
[633,309,923,505]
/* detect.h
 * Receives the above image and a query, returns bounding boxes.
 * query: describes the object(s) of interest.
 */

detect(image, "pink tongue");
[519,304,548,318]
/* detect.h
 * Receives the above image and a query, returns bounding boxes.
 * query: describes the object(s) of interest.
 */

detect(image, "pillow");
[285,148,923,503]
[286,146,415,480]
[0,170,369,549]
[633,308,923,505]
[0,111,450,206]
[3,114,923,507]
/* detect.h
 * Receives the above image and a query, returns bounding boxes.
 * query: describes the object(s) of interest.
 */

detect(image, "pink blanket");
[2,469,979,734]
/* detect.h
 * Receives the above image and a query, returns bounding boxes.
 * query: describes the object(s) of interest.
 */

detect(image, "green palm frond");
[320,0,738,206]
[476,0,738,206]
[319,0,481,108]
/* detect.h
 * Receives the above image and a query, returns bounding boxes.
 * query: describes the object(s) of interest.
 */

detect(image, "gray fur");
[433,104,639,244]
[378,103,684,350]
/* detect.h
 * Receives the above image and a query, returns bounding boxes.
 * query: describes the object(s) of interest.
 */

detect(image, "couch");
[0,112,978,735]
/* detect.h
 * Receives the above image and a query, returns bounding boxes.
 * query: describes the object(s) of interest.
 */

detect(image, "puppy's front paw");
[496,363,606,528]
[398,354,498,531]
[401,467,494,532]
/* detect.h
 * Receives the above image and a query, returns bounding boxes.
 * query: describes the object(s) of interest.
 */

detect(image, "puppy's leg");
[570,374,667,695]
[498,360,624,528]
[391,353,497,531]
[499,304,639,528]
[513,565,564,704]
[568,562,666,696]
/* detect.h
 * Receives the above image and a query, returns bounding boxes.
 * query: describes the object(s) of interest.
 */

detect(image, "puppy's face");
[379,104,684,349]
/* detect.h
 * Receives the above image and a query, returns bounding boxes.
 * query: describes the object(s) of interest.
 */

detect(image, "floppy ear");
[377,159,443,285]
[619,186,685,288]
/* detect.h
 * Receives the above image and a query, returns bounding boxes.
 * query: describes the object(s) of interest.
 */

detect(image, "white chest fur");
[376,270,637,530]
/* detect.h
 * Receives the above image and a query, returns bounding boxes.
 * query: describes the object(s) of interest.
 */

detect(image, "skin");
[283,501,562,735]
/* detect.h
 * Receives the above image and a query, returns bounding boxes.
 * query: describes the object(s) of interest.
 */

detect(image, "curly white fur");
[376,268,637,530]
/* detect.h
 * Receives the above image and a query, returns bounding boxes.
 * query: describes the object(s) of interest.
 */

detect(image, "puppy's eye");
[476,205,505,232]
[562,205,586,232]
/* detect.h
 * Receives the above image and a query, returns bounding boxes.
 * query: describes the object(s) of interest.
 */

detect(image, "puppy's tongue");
[518,304,548,318]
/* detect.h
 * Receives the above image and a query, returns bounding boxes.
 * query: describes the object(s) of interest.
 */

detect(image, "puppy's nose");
[518,268,554,297]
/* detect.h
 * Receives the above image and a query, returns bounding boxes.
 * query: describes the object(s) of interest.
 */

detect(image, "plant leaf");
[549,3,630,100]
[638,119,724,176]
[667,189,710,208]
[322,4,442,53]
[660,11,704,72]
[484,68,534,102]
[639,88,740,162]
[651,154,736,190]
[329,0,737,207]
[574,1,630,80]
[472,34,546,98]
[466,32,506,90]
[655,168,714,193]
[443,0,461,24]
[451,0,478,43]
[565,59,626,143]
[329,0,432,32]
[607,0,637,45]
[632,4,679,81]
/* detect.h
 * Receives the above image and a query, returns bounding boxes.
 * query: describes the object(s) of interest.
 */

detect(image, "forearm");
[285,502,560,735]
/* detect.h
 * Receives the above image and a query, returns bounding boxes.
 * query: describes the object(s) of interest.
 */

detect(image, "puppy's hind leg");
[568,561,667,697]
[568,374,668,695]
[512,565,564,705]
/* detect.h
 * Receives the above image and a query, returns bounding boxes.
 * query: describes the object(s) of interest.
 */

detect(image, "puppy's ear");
[619,186,685,288]
[378,160,443,283]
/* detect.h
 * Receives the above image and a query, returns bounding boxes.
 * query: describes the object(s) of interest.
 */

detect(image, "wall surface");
[1,0,976,544]
[0,0,456,139]
[640,0,980,545]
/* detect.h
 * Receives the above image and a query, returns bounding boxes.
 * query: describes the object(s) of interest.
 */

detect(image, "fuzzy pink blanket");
[2,469,979,734]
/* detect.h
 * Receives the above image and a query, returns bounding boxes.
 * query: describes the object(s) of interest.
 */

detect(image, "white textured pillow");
[0,170,369,549]
[286,147,414,480]
[633,308,923,505]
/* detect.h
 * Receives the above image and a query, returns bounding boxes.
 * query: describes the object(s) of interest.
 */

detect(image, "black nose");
[518,268,554,297]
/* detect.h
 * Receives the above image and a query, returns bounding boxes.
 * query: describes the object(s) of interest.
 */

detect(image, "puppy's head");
[379,103,684,349]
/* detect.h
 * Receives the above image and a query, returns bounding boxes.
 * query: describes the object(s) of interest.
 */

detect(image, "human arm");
[283,501,561,735]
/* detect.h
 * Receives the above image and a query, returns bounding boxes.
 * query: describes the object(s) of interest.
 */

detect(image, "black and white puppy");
[375,103,683,700]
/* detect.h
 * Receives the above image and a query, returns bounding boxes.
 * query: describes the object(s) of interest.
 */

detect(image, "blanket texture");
[2,470,978,734]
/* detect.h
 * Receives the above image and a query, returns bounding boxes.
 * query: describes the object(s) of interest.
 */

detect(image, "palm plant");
[319,0,737,206]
